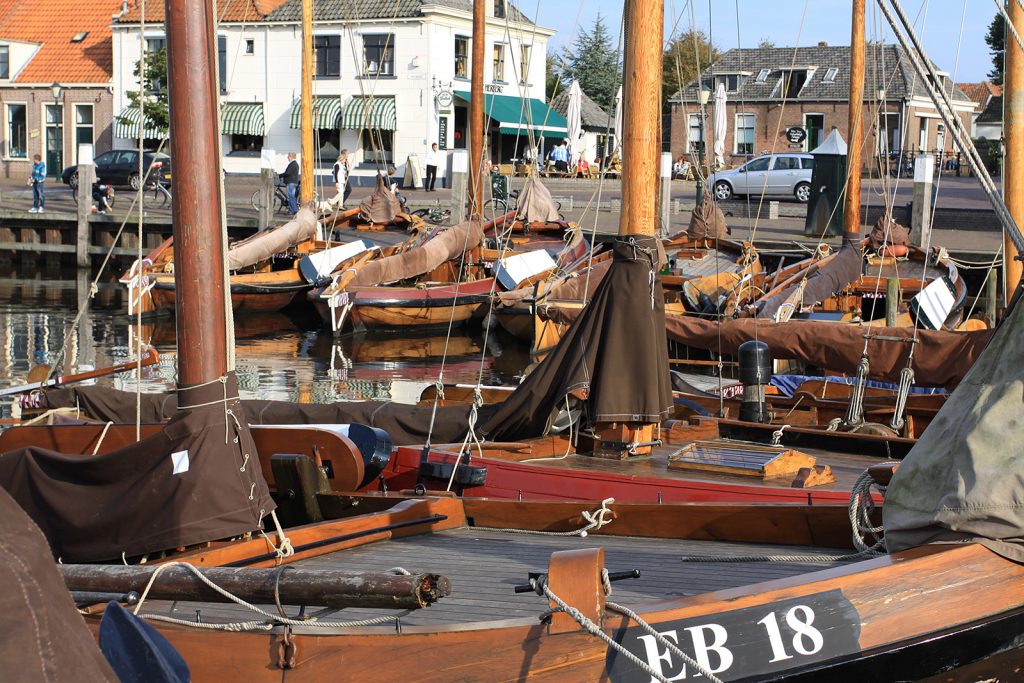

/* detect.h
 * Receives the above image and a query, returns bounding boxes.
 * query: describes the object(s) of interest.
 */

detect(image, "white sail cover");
[515,175,561,223]
[613,85,623,155]
[713,82,727,168]
[884,297,1024,561]
[566,80,584,164]
[227,208,317,271]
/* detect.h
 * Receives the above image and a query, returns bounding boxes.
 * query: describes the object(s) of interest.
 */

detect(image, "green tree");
[545,49,566,101]
[563,13,620,111]
[662,30,721,110]
[986,12,1005,85]
[119,47,169,140]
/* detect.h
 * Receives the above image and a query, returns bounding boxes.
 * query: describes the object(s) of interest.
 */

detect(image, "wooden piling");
[885,277,899,327]
[76,164,95,268]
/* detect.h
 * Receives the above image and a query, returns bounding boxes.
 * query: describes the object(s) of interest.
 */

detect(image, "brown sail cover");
[868,213,911,248]
[687,201,729,240]
[664,316,990,389]
[358,173,402,224]
[515,175,561,223]
[0,487,118,681]
[227,208,317,271]
[885,297,1024,561]
[349,219,484,287]
[1,373,274,562]
[757,244,863,319]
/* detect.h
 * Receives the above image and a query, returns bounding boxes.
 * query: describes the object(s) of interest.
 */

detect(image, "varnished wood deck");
[137,529,843,628]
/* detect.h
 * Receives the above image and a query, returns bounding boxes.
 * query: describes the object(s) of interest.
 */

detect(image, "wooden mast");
[468,0,485,218]
[1005,0,1024,298]
[165,0,228,386]
[299,0,315,209]
[844,0,865,245]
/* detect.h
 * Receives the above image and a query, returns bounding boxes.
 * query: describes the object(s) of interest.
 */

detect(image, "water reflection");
[0,272,531,415]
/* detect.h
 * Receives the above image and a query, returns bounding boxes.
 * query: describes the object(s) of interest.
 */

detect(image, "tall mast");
[844,0,865,244]
[618,0,661,236]
[468,0,485,218]
[299,0,315,209]
[1005,0,1024,299]
[165,0,228,386]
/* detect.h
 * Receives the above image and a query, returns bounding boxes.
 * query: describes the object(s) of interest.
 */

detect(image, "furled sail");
[227,208,317,271]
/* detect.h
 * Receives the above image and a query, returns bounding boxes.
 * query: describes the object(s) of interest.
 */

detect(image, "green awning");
[221,102,265,136]
[114,106,167,139]
[341,96,397,131]
[289,96,343,129]
[454,91,568,136]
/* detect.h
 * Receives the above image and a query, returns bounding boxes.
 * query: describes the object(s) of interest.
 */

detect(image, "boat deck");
[137,528,841,628]
[668,249,744,278]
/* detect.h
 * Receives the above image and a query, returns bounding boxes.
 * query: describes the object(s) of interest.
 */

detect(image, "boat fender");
[880,244,908,258]
[738,340,772,423]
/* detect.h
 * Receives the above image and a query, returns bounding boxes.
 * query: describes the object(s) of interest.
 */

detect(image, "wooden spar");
[299,0,315,209]
[0,349,160,397]
[468,0,486,218]
[1005,0,1024,298]
[844,0,866,244]
[618,0,662,237]
[165,0,229,386]
[60,565,451,610]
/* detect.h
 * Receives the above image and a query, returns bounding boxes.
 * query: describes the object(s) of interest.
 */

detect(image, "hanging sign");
[786,127,808,145]
[438,117,449,150]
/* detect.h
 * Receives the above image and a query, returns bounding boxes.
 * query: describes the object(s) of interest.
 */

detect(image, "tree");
[758,38,775,49]
[662,30,721,110]
[119,47,169,141]
[562,13,621,111]
[986,12,1005,85]
[545,50,566,101]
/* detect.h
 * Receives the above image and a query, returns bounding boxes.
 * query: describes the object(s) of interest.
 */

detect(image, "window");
[773,156,801,170]
[145,37,165,52]
[361,128,394,164]
[493,44,505,82]
[714,74,745,92]
[6,103,25,158]
[362,34,394,77]
[74,105,94,158]
[823,67,838,83]
[519,44,531,84]
[734,113,755,155]
[230,133,262,154]
[494,0,506,18]
[245,39,255,55]
[755,68,770,83]
[315,35,341,78]
[801,157,815,170]
[454,36,469,79]
[218,35,227,93]
[316,128,341,163]
[742,157,770,172]
[778,69,808,99]
[0,46,8,79]
[687,113,704,154]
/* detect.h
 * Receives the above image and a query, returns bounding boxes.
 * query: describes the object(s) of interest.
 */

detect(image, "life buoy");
[879,244,908,257]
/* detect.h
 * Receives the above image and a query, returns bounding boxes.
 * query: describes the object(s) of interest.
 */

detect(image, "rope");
[489,498,614,538]
[90,421,114,456]
[257,509,295,561]
[770,424,790,446]
[844,354,870,426]
[133,562,413,630]
[889,366,914,431]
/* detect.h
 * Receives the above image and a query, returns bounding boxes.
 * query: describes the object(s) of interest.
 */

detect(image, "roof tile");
[118,0,288,23]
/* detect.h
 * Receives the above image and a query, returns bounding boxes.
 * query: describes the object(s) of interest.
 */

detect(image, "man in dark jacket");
[281,152,300,215]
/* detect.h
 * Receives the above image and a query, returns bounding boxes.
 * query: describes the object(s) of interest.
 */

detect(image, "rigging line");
[136,0,147,441]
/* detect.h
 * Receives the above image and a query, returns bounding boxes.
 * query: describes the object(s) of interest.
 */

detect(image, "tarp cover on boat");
[0,487,118,681]
[663,316,990,389]
[687,201,729,240]
[884,295,1024,561]
[349,219,485,287]
[1,373,274,562]
[515,175,561,224]
[227,208,317,271]
[756,243,863,320]
[868,213,910,249]
[358,173,402,224]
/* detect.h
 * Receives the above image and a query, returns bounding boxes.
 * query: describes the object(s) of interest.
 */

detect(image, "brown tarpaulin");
[515,175,561,224]
[228,208,317,271]
[687,201,730,240]
[869,213,911,248]
[350,219,484,287]
[359,173,402,224]
[0,487,118,681]
[2,373,274,562]
[664,315,991,389]
[756,244,863,319]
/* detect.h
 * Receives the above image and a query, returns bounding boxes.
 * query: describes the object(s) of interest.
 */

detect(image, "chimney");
[818,41,828,47]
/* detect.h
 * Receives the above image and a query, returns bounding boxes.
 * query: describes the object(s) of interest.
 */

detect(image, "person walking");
[282,152,300,215]
[28,154,46,213]
[331,149,351,209]
[424,143,442,191]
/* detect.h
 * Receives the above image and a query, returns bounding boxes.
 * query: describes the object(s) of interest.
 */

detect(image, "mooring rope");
[488,498,615,538]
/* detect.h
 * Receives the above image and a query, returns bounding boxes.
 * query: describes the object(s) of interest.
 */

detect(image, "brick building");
[0,0,122,179]
[670,43,977,171]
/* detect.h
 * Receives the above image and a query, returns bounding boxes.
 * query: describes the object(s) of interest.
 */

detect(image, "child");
[28,154,45,213]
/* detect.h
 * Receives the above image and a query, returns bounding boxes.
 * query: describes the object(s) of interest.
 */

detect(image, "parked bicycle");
[482,189,562,217]
[250,179,317,214]
[410,201,451,226]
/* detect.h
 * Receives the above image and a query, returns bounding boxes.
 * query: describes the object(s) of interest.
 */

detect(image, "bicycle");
[251,179,290,214]
[410,201,451,225]
[482,189,562,217]
[147,180,172,208]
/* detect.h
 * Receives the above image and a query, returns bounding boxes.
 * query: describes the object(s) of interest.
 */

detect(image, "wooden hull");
[346,278,496,330]
[139,271,310,315]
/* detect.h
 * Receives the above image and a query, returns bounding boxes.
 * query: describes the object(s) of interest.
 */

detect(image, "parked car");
[61,150,171,191]
[707,152,814,203]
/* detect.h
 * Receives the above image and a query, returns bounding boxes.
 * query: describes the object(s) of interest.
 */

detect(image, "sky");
[532,0,996,84]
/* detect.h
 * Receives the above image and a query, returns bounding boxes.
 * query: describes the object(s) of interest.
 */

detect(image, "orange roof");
[958,81,1002,106]
[118,0,288,22]
[0,0,121,83]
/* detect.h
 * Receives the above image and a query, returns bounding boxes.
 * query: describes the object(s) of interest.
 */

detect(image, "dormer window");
[778,69,809,99]
[713,73,746,92]
[0,46,8,79]
[823,67,838,83]
[755,68,770,83]
[71,32,88,43]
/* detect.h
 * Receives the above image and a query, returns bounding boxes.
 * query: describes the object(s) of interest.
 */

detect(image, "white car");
[708,153,814,203]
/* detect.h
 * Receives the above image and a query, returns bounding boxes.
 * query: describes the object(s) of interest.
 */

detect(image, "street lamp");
[696,84,712,205]
[50,82,62,100]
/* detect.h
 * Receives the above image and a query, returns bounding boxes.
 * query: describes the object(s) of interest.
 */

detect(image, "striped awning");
[114,106,167,140]
[289,96,343,129]
[221,102,265,136]
[341,96,397,131]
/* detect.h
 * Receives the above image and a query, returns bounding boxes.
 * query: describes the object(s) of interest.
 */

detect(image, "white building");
[111,0,561,187]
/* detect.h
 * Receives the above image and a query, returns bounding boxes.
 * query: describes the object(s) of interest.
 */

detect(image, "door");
[737,155,771,196]
[769,155,802,193]
[43,104,63,177]
[804,114,824,151]
[918,117,929,152]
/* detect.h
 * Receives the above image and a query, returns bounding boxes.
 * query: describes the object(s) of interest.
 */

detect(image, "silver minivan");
[708,153,814,203]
